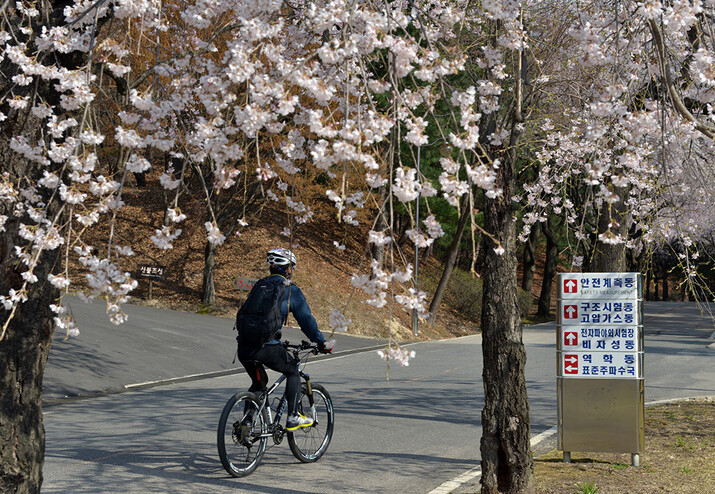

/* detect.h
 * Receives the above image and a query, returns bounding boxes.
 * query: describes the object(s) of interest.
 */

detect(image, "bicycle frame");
[252,349,316,442]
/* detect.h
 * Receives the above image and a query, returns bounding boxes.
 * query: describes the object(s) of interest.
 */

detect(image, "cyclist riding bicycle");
[236,248,331,432]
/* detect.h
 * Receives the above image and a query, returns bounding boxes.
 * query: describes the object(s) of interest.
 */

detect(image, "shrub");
[517,287,533,317]
[445,270,483,322]
[422,267,533,324]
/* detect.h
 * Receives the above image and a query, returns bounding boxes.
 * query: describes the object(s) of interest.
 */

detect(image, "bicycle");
[217,340,335,477]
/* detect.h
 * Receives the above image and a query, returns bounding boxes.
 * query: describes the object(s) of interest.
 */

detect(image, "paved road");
[41,301,714,493]
[45,295,385,403]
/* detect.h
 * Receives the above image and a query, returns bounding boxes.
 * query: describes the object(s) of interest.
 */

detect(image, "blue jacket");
[265,275,324,345]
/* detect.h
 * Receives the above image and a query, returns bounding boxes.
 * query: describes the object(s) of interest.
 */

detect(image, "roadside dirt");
[534,399,715,494]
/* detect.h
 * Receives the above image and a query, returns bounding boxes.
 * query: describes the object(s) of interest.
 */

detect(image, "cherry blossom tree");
[520,0,715,303]
[2,0,714,493]
[0,0,500,490]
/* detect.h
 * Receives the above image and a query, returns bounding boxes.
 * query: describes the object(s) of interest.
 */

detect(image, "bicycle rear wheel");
[217,392,268,477]
[288,383,334,462]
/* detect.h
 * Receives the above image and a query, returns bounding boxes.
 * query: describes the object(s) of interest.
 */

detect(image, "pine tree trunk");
[480,148,534,494]
[201,241,217,305]
[537,217,558,318]
[428,195,470,324]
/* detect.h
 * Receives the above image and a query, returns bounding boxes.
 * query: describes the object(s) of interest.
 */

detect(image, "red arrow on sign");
[563,305,578,319]
[564,354,579,374]
[563,279,578,294]
[564,332,578,346]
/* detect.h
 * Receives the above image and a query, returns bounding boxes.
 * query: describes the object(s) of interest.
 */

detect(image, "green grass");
[574,481,600,494]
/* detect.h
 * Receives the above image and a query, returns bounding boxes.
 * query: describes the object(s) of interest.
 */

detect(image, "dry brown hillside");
[67,169,482,342]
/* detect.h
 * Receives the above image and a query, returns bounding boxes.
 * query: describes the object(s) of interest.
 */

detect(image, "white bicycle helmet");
[266,248,296,267]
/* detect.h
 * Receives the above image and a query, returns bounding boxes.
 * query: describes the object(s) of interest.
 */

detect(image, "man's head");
[267,248,296,277]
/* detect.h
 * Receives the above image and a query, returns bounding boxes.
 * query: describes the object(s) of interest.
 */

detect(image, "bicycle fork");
[301,372,318,425]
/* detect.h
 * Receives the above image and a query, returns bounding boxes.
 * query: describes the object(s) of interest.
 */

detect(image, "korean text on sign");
[560,273,640,300]
[560,326,639,352]
[560,300,639,325]
[560,352,640,378]
[139,265,165,279]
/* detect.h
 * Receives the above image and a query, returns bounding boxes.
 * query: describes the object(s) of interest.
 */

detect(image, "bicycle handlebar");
[282,340,319,354]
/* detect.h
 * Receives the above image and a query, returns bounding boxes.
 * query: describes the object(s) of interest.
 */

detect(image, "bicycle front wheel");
[217,391,268,477]
[288,383,334,462]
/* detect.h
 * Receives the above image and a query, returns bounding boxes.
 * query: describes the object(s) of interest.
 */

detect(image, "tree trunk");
[480,139,534,493]
[421,242,433,263]
[662,272,669,301]
[0,220,58,494]
[481,184,534,494]
[591,190,628,272]
[428,195,470,324]
[521,223,541,294]
[134,172,147,187]
[537,216,559,318]
[201,241,217,305]
[0,3,86,487]
[0,84,62,494]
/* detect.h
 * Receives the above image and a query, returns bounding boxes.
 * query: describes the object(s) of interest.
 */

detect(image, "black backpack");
[235,277,286,347]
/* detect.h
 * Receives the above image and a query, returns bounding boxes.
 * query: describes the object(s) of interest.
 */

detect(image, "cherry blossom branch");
[648,18,715,139]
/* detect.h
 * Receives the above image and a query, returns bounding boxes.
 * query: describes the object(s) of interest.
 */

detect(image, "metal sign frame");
[557,272,645,466]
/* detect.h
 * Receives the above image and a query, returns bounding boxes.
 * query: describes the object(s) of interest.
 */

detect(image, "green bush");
[445,270,483,322]
[517,287,533,317]
[422,267,533,323]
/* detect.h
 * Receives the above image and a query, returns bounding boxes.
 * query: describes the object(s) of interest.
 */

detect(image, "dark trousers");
[237,343,301,416]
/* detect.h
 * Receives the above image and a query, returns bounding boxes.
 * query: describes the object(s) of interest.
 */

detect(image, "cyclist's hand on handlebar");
[317,341,332,354]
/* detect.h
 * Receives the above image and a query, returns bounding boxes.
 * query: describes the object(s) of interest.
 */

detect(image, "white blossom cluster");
[328,308,352,333]
[350,260,414,311]
[377,345,416,367]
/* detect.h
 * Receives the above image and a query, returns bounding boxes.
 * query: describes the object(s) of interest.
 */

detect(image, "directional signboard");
[557,272,645,461]
[559,325,641,352]
[138,264,166,279]
[559,300,641,325]
[560,351,641,378]
[560,273,640,300]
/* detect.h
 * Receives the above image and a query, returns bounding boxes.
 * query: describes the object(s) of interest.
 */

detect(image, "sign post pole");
[557,272,644,466]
